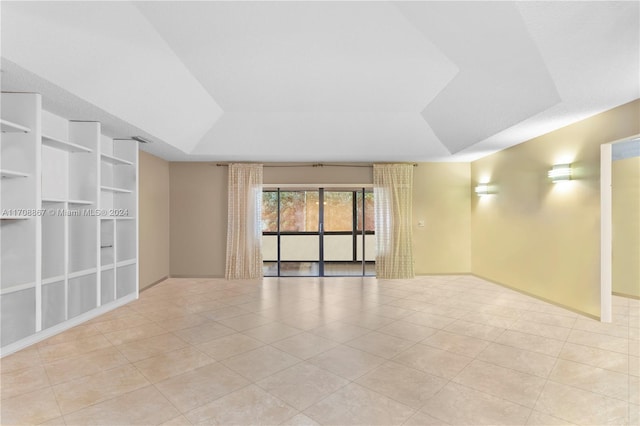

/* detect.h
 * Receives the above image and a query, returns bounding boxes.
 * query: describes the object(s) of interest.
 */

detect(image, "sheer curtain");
[225,163,264,279]
[373,164,414,279]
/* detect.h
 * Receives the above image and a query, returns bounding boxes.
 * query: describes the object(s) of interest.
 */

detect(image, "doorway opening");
[261,188,375,277]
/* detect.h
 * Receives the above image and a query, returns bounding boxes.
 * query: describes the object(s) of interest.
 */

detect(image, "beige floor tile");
[310,321,370,343]
[392,343,472,379]
[198,333,264,360]
[0,387,61,425]
[404,411,449,425]
[200,305,249,321]
[217,313,273,331]
[443,319,504,341]
[183,299,229,314]
[630,375,639,404]
[420,382,531,425]
[155,362,250,413]
[453,359,546,408]
[242,322,303,343]
[159,415,191,426]
[143,306,193,322]
[365,304,414,320]
[271,332,339,359]
[257,362,348,410]
[422,330,490,357]
[377,320,437,342]
[463,311,517,328]
[172,321,235,345]
[509,319,571,340]
[154,313,210,332]
[103,323,167,346]
[526,410,577,425]
[0,346,42,374]
[64,386,180,426]
[44,346,129,385]
[567,329,629,354]
[419,303,469,320]
[62,386,180,425]
[134,346,215,383]
[559,342,629,374]
[535,380,628,425]
[346,331,414,359]
[1,364,50,400]
[304,383,415,426]
[116,332,189,363]
[93,313,153,333]
[37,415,67,425]
[222,346,300,381]
[477,342,557,378]
[356,361,447,409]
[573,318,629,338]
[630,404,640,426]
[631,355,640,377]
[308,345,385,380]
[496,330,564,357]
[403,311,457,329]
[37,324,102,347]
[185,384,298,425]
[37,334,112,364]
[52,364,149,414]
[281,413,321,426]
[519,311,578,329]
[341,312,396,330]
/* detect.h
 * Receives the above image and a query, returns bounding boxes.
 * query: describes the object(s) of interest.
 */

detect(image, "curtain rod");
[213,163,418,168]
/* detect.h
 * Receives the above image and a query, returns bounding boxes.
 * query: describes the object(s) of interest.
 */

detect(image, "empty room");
[0,1,639,425]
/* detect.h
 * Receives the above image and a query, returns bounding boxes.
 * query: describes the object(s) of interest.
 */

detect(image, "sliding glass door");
[262,188,374,277]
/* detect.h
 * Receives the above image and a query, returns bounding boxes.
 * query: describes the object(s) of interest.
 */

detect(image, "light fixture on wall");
[474,183,491,196]
[548,163,572,182]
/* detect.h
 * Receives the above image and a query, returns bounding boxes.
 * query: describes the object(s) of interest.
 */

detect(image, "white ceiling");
[1,1,638,162]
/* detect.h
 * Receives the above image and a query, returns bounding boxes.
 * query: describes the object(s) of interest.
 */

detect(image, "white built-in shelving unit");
[0,92,138,355]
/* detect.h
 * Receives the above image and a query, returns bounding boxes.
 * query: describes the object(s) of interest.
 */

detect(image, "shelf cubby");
[42,281,66,330]
[68,273,97,319]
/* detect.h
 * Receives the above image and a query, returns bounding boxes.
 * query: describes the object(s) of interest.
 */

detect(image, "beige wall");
[471,100,640,317]
[139,150,170,289]
[167,163,471,277]
[413,163,471,274]
[612,155,640,298]
[169,163,228,277]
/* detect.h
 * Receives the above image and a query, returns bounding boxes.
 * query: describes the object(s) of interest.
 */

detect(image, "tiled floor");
[1,275,638,425]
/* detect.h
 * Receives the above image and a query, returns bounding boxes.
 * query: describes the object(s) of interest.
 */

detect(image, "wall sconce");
[474,183,491,196]
[548,163,572,182]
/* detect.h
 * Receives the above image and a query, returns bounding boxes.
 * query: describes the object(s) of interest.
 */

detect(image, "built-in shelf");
[101,264,115,271]
[68,268,97,280]
[42,276,66,286]
[0,282,36,295]
[0,169,30,179]
[1,118,31,133]
[101,153,133,166]
[100,186,132,194]
[116,259,137,268]
[1,215,30,220]
[42,134,92,153]
[42,198,93,205]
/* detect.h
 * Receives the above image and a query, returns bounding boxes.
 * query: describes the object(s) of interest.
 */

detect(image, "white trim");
[600,143,612,323]
[68,268,98,280]
[0,293,137,358]
[599,132,640,323]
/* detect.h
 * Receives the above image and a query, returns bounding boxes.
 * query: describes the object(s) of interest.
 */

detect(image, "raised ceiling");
[1,1,638,162]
